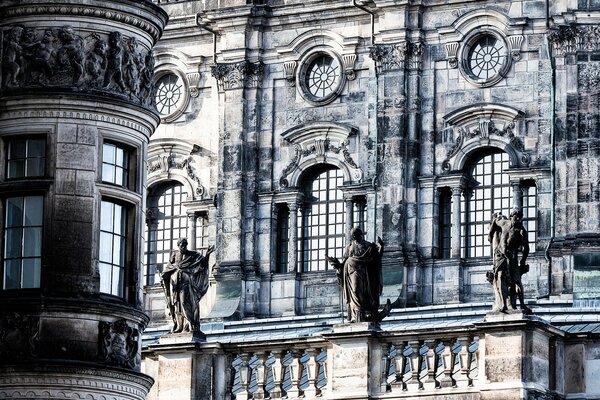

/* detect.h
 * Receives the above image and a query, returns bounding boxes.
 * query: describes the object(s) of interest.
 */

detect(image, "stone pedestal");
[477,312,563,400]
[325,323,382,400]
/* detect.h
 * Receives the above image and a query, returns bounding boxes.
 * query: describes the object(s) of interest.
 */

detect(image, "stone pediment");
[440,103,529,172]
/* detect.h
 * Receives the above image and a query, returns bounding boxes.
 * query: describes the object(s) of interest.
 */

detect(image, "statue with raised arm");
[487,209,531,313]
[160,238,214,333]
[327,227,385,323]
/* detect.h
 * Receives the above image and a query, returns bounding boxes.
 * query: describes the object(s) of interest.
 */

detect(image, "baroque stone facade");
[140,0,600,399]
[0,0,167,399]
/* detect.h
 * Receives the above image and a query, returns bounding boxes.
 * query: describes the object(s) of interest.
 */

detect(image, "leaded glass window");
[99,200,127,297]
[3,195,43,289]
[145,183,188,285]
[155,73,183,116]
[299,167,345,272]
[304,54,340,99]
[467,35,507,80]
[7,138,45,179]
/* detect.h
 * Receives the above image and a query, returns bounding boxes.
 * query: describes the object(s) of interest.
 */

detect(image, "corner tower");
[0,1,167,399]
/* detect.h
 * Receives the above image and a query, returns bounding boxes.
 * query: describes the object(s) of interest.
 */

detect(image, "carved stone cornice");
[210,60,264,91]
[0,3,167,43]
[369,42,409,74]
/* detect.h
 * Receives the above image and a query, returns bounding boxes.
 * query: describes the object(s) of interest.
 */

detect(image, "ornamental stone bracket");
[440,103,529,172]
[98,319,139,370]
[278,122,362,188]
[210,60,264,91]
[0,25,156,109]
[147,141,209,199]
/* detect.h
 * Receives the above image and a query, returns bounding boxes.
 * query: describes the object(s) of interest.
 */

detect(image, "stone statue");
[2,26,24,88]
[160,238,214,333]
[327,227,386,323]
[103,31,126,92]
[56,25,85,85]
[487,209,531,313]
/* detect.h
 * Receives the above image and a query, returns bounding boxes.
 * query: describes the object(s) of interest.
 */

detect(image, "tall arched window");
[299,166,345,271]
[462,152,512,258]
[145,182,188,285]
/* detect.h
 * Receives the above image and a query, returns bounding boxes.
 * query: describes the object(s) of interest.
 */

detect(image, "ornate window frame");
[277,29,359,106]
[297,49,345,105]
[439,9,526,88]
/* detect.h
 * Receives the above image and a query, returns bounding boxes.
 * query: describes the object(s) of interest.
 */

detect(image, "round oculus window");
[467,35,507,81]
[155,73,184,117]
[301,53,342,103]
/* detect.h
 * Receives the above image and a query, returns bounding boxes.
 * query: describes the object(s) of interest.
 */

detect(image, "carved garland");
[279,139,358,188]
[210,60,264,91]
[0,25,156,109]
[441,120,530,172]
[147,153,206,197]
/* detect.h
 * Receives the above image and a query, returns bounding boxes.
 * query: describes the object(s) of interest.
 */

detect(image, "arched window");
[462,152,512,257]
[438,150,537,259]
[299,166,345,271]
[144,182,188,285]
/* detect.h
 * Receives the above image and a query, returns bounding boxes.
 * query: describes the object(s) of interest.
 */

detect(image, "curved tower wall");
[0,1,167,399]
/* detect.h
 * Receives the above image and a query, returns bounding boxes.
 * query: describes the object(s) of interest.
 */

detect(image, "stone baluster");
[393,343,403,386]
[269,351,284,398]
[288,350,302,398]
[433,341,446,389]
[315,348,328,396]
[253,352,267,399]
[450,340,462,388]
[417,342,431,390]
[381,343,395,391]
[467,338,479,387]
[303,349,319,397]
[400,342,414,391]
[297,350,312,397]
[265,353,281,398]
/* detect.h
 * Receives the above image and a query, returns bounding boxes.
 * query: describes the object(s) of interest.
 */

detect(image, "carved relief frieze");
[210,60,264,91]
[369,42,409,74]
[98,319,139,369]
[546,24,600,56]
[0,313,40,360]
[0,25,156,108]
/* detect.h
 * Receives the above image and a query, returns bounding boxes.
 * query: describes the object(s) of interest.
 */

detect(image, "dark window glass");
[7,138,45,178]
[276,204,290,273]
[439,188,452,259]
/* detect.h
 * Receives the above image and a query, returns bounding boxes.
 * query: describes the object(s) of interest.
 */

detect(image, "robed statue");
[160,238,214,333]
[327,227,386,323]
[487,209,531,313]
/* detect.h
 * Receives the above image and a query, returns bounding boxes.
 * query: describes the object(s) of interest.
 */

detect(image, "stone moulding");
[0,3,167,43]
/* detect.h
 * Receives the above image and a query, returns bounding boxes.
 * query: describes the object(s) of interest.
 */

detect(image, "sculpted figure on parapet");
[487,209,531,313]
[328,227,391,323]
[160,238,214,333]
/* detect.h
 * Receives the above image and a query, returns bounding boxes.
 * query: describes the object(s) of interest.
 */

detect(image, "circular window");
[461,32,510,87]
[154,73,187,121]
[298,52,344,105]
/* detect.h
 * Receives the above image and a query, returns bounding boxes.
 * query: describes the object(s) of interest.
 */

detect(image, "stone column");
[512,181,523,210]
[451,187,463,258]
[288,201,299,273]
[188,213,197,250]
[345,198,355,241]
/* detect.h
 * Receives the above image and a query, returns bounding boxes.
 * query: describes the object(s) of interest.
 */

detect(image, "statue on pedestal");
[327,227,387,323]
[160,238,214,333]
[487,209,531,313]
